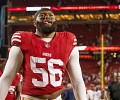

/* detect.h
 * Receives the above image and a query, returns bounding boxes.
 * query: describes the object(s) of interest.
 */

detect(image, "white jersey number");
[30,56,63,87]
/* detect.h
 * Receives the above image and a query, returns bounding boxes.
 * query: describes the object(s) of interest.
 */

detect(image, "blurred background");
[0,0,120,93]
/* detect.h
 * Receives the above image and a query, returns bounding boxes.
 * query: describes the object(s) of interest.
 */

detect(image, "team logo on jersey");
[42,52,52,57]
[45,43,50,48]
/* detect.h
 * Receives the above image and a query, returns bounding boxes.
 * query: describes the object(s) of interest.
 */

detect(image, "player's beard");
[37,22,57,35]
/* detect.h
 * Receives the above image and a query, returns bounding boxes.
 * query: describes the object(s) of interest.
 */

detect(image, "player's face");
[36,10,57,35]
[117,73,120,83]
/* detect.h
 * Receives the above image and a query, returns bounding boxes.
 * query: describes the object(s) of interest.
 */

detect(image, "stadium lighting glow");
[8,46,120,51]
[26,7,50,11]
[7,5,120,12]
[77,46,87,50]
[77,46,120,51]
[8,7,26,12]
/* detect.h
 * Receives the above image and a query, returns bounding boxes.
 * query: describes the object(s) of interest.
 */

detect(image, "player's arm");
[106,88,111,99]
[106,91,110,99]
[66,47,87,100]
[0,46,23,100]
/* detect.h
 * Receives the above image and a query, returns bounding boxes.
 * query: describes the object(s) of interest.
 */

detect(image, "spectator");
[107,72,120,100]
[87,84,94,100]
[61,83,75,100]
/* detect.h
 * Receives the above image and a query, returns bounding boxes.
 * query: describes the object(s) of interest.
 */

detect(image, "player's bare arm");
[66,47,87,100]
[0,46,23,100]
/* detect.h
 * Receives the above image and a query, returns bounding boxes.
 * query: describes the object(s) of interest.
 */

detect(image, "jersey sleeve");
[62,32,77,62]
[11,31,30,51]
[67,32,77,47]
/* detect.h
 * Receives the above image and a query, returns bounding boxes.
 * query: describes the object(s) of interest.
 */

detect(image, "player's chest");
[28,39,65,57]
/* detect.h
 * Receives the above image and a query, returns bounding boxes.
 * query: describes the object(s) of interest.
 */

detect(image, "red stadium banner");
[77,46,120,51]
[7,5,120,12]
[51,5,119,10]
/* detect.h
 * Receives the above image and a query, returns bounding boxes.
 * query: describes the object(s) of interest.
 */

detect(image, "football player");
[0,8,87,100]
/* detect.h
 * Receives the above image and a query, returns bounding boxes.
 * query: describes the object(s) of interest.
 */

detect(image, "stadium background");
[0,0,120,90]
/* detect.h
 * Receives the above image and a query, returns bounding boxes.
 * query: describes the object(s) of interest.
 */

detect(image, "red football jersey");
[0,71,2,76]
[11,31,77,95]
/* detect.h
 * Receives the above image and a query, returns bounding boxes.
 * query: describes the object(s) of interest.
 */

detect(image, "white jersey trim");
[11,38,21,43]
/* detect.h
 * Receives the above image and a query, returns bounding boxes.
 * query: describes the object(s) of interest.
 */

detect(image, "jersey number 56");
[30,56,63,87]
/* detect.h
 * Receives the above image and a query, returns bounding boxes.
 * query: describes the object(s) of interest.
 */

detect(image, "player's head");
[113,72,120,83]
[116,73,120,83]
[34,8,57,35]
